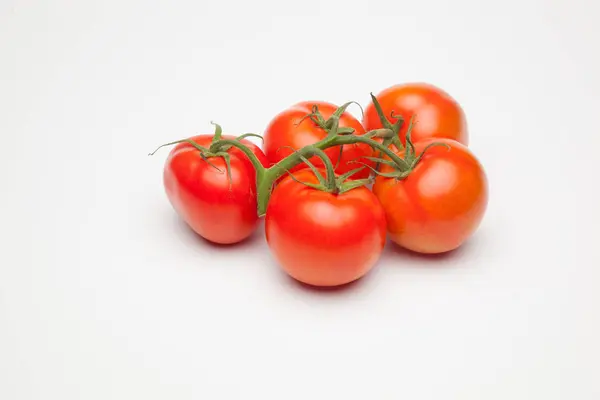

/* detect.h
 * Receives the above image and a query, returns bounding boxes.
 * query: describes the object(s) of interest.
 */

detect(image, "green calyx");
[358,116,451,180]
[283,147,372,195]
[296,101,362,136]
[369,92,405,163]
[369,92,405,141]
[147,122,242,188]
[208,121,264,153]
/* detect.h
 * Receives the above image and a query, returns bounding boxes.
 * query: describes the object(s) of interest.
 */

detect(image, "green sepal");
[217,133,264,152]
[335,167,366,186]
[284,170,327,192]
[369,92,394,131]
[213,151,232,189]
[390,111,405,135]
[236,133,264,142]
[348,160,402,178]
[357,155,408,170]
[148,138,209,156]
[198,153,223,174]
[411,142,451,167]
[338,178,373,194]
[310,105,327,127]
[403,115,417,164]
[297,152,327,188]
[210,121,223,144]
[333,145,344,170]
[331,101,364,120]
[326,115,340,137]
[294,112,320,127]
[390,135,403,150]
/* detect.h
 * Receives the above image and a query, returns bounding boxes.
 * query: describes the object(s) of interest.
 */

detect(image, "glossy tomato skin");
[363,83,468,146]
[373,138,487,254]
[163,135,268,244]
[265,169,387,287]
[263,101,374,179]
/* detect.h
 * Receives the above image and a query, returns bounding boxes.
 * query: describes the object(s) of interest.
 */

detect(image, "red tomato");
[373,138,487,254]
[263,101,374,179]
[363,83,469,146]
[163,135,268,244]
[265,169,387,287]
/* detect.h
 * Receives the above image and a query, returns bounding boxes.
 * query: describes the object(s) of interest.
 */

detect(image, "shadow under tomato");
[275,262,381,297]
[174,214,265,252]
[381,233,486,268]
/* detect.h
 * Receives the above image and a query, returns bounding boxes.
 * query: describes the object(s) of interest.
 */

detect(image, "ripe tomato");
[163,135,269,244]
[373,138,487,254]
[265,169,387,287]
[363,83,469,146]
[263,101,374,179]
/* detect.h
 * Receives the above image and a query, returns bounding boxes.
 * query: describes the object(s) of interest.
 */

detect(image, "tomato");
[163,135,269,244]
[263,101,374,179]
[373,138,487,254]
[363,83,468,146]
[265,169,387,287]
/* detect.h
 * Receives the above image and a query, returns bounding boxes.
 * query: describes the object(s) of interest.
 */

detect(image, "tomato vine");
[150,97,449,217]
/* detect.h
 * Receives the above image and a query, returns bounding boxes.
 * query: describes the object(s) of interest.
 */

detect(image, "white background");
[1,0,599,398]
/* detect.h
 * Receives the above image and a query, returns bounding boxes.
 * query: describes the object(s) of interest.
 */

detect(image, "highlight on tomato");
[363,82,469,146]
[371,129,488,254]
[262,101,375,179]
[265,162,387,287]
[151,125,269,245]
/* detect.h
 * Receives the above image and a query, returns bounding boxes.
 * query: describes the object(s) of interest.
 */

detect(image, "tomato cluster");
[152,83,489,287]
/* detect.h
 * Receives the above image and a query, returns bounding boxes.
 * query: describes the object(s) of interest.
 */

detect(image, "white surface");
[1,0,599,399]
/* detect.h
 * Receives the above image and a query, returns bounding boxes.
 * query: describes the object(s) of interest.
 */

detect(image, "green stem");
[312,148,337,193]
[364,128,394,139]
[153,124,411,217]
[262,139,330,177]
[202,111,417,217]
[253,132,408,216]
[212,135,341,216]
[209,138,267,182]
[256,137,333,215]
